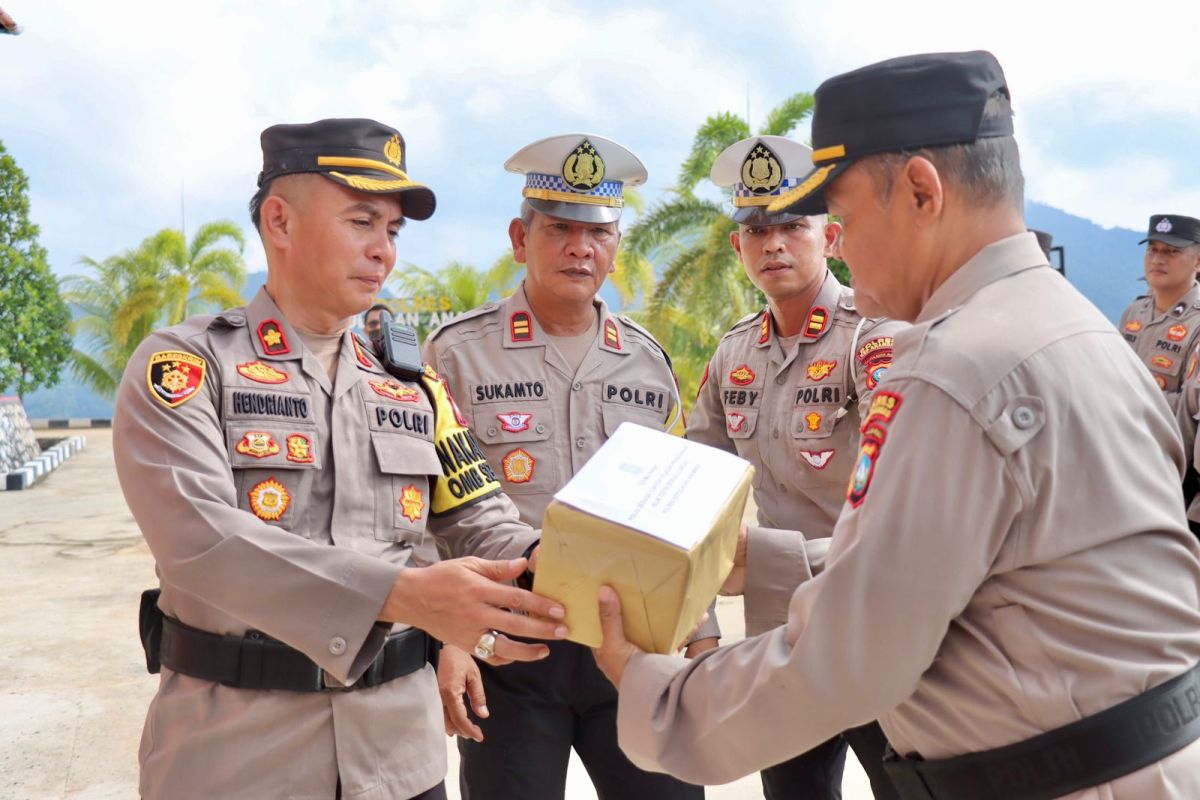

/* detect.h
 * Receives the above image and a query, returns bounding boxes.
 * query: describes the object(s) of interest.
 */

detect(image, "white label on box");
[552,422,751,550]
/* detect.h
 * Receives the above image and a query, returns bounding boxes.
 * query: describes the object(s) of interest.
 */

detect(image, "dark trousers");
[761,722,899,800]
[458,640,704,800]
[336,778,445,799]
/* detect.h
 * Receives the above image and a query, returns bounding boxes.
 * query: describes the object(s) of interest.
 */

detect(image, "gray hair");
[519,199,536,229]
[861,91,1024,211]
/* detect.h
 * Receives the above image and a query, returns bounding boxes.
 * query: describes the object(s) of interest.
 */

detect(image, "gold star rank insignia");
[562,138,606,191]
[257,319,291,355]
[741,142,783,193]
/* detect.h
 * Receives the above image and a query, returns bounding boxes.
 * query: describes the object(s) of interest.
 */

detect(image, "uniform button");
[776,375,786,385]
[573,382,583,391]
[535,424,546,434]
[575,437,586,449]
[487,427,497,436]
[773,430,780,439]
[1012,406,1037,430]
[328,636,347,656]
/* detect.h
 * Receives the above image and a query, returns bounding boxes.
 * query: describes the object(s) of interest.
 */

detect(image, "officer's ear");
[729,230,743,260]
[260,194,294,249]
[823,220,843,259]
[509,218,529,264]
[897,155,944,228]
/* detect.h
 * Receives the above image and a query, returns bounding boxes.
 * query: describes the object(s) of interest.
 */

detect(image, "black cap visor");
[766,159,852,216]
[1140,232,1198,248]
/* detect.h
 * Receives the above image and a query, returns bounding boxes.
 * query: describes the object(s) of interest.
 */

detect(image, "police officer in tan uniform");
[1118,214,1200,413]
[593,52,1200,800]
[113,119,570,800]
[689,135,902,800]
[423,134,703,800]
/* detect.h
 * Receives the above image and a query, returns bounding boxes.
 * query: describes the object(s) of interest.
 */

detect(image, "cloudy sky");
[2,0,1199,282]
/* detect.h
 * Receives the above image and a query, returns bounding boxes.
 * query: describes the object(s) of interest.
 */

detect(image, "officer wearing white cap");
[113,118,570,800]
[1118,214,1200,413]
[690,134,902,800]
[594,51,1200,800]
[424,134,703,800]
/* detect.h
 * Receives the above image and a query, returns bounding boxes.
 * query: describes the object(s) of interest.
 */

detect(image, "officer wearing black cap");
[1118,214,1200,413]
[595,51,1200,800]
[113,118,570,800]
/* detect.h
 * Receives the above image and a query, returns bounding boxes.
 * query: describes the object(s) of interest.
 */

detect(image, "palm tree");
[65,221,247,396]
[624,92,848,407]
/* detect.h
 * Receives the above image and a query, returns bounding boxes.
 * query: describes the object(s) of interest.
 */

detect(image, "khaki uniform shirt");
[1173,342,1200,524]
[686,270,905,634]
[616,234,1200,798]
[113,288,537,800]
[1118,282,1200,414]
[423,283,679,527]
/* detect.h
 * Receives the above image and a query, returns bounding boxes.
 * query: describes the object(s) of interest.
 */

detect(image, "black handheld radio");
[369,309,424,381]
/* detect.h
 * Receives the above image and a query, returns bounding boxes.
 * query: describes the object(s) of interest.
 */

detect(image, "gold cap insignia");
[562,138,606,191]
[741,142,783,194]
[384,134,404,167]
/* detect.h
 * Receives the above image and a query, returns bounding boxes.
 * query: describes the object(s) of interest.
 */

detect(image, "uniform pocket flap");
[600,404,667,437]
[226,423,320,469]
[473,408,552,444]
[372,433,443,477]
[790,406,839,439]
[722,408,758,440]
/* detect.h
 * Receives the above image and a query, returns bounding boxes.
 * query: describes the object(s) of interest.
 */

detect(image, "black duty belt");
[151,605,438,692]
[882,660,1200,800]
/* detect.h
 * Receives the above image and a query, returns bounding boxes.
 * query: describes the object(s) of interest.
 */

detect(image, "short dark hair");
[249,179,272,229]
[365,303,391,316]
[862,91,1024,211]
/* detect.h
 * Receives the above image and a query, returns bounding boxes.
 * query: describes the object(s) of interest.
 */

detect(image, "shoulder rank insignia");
[352,335,376,369]
[147,351,207,408]
[807,359,837,382]
[510,311,533,342]
[248,477,290,521]
[848,391,903,508]
[799,449,835,470]
[1168,324,1188,342]
[369,379,421,403]
[804,307,828,338]
[257,319,291,355]
[758,312,771,345]
[856,336,895,390]
[562,138,605,191]
[398,484,424,522]
[1124,319,1143,333]
[497,412,533,433]
[604,318,621,349]
[729,364,756,386]
[286,433,314,464]
[502,448,535,483]
[236,431,280,459]
[742,142,783,194]
[237,360,289,384]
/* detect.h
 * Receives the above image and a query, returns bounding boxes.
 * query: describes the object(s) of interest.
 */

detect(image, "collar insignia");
[257,319,291,355]
[758,312,771,345]
[804,307,828,339]
[604,318,621,349]
[352,335,376,369]
[510,311,533,342]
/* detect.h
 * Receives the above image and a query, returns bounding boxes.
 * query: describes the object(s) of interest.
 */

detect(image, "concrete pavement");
[0,428,873,799]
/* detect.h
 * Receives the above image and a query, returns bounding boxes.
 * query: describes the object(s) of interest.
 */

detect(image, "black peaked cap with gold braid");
[769,51,1013,216]
[258,118,436,221]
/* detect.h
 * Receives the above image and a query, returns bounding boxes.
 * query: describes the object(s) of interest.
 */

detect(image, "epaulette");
[617,315,673,370]
[720,310,766,342]
[425,302,501,343]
